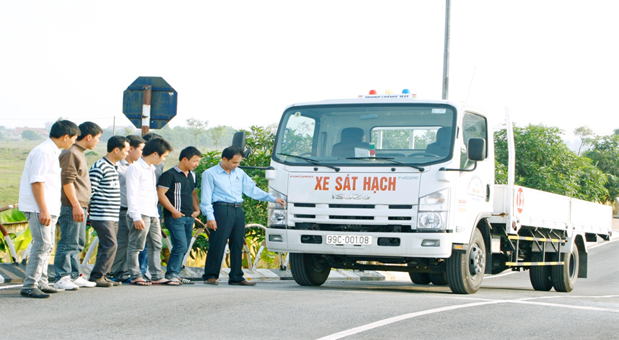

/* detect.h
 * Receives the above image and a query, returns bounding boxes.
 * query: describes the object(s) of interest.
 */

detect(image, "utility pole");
[442,0,451,100]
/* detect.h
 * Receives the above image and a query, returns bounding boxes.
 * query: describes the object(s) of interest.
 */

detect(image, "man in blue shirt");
[200,146,285,286]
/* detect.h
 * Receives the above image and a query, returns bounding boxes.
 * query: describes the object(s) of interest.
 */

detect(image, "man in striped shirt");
[88,135,129,287]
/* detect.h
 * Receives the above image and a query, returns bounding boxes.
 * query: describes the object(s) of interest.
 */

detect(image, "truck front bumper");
[266,229,453,258]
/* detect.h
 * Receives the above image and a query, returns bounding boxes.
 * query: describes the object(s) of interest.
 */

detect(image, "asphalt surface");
[1,238,618,340]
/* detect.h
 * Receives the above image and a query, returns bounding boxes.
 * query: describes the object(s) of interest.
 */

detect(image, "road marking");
[509,299,619,313]
[315,300,502,340]
[0,284,23,290]
[316,295,619,340]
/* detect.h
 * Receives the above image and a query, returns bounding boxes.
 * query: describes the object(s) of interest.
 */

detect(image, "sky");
[1,1,618,140]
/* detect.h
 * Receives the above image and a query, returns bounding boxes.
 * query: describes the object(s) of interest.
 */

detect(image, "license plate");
[326,235,372,245]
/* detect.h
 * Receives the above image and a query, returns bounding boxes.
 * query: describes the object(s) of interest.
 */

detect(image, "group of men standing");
[18,119,285,299]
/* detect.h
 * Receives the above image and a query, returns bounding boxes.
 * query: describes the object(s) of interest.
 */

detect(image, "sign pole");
[141,85,152,137]
[441,0,451,100]
[123,76,177,131]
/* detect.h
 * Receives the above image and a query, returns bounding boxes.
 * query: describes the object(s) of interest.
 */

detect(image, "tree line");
[495,124,619,203]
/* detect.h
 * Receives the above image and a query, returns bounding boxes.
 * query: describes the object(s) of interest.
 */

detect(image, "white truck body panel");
[489,185,612,235]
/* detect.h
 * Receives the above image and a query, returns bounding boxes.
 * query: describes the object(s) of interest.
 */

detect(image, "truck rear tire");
[429,272,449,286]
[408,272,431,285]
[529,252,553,291]
[446,229,486,294]
[552,243,579,292]
[290,253,330,286]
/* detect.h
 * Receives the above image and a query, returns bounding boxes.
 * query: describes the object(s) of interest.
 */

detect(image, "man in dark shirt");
[157,146,203,283]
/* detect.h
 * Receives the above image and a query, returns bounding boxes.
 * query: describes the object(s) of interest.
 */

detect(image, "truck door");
[453,112,493,241]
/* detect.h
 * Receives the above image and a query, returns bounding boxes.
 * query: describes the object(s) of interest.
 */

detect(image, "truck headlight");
[418,189,449,230]
[418,212,447,229]
[268,189,287,228]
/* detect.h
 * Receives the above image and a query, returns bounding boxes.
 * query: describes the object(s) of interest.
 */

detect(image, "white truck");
[263,91,612,294]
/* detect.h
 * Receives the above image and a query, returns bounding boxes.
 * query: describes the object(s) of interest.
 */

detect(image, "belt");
[213,202,243,208]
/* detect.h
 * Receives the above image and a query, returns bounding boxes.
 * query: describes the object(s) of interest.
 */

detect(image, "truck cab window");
[273,104,456,166]
[280,114,315,156]
[460,112,487,168]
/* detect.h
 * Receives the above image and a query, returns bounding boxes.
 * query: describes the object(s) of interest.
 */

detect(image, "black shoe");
[40,286,64,294]
[21,288,50,299]
[228,280,256,286]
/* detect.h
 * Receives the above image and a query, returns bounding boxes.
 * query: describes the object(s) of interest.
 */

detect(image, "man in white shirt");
[19,120,80,299]
[109,135,145,282]
[125,138,179,286]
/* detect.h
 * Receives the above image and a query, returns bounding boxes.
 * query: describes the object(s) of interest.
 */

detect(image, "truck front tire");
[446,228,486,294]
[429,272,449,286]
[290,253,331,286]
[408,272,431,285]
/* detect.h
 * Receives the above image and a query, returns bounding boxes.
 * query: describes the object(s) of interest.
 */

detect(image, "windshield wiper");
[278,153,341,172]
[346,157,425,172]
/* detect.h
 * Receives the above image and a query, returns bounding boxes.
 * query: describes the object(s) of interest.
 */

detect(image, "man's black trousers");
[202,204,246,282]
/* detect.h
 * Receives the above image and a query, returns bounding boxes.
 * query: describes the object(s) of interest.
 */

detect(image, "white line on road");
[315,300,502,340]
[0,284,23,290]
[316,295,619,340]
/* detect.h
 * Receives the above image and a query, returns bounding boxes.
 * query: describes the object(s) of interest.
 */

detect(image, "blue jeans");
[165,216,194,279]
[54,205,87,281]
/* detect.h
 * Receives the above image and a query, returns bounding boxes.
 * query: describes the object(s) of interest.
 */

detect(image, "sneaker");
[40,285,64,293]
[54,276,79,291]
[21,288,50,299]
[73,276,96,288]
[91,277,113,288]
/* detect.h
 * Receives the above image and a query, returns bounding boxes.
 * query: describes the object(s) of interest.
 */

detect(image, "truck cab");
[266,92,496,293]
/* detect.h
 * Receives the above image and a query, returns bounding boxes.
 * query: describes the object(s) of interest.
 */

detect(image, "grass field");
[0,140,181,208]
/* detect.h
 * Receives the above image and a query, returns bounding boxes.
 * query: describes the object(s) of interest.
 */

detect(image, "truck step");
[507,235,565,243]
[505,261,564,267]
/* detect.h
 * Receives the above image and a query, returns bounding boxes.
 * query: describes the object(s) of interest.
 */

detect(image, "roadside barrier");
[1,209,288,276]
[0,205,19,264]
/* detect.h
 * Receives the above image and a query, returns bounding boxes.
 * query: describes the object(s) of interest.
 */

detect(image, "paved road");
[2,239,618,340]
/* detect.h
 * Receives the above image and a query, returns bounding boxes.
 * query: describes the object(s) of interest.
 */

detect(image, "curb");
[0,263,397,284]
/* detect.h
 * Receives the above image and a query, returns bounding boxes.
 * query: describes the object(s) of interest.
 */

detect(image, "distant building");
[13,127,48,140]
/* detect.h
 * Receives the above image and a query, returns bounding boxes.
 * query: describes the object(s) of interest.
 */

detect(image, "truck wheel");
[446,228,486,294]
[552,242,579,292]
[408,272,431,285]
[290,253,330,286]
[429,272,449,286]
[529,252,553,291]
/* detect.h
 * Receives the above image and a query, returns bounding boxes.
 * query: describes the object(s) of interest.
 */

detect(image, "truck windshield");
[273,103,456,166]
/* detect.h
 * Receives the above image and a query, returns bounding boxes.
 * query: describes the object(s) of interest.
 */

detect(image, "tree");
[495,124,608,202]
[22,130,42,141]
[584,134,619,201]
[187,118,208,148]
[124,127,135,136]
[574,126,594,156]
[192,125,277,267]
[208,125,226,151]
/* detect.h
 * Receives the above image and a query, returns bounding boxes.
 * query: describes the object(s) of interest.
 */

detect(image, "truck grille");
[290,202,417,232]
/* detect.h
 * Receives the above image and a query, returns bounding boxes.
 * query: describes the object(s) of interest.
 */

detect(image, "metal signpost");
[122,76,178,136]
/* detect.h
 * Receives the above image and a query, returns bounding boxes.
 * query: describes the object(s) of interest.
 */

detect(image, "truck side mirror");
[468,138,487,161]
[232,131,252,158]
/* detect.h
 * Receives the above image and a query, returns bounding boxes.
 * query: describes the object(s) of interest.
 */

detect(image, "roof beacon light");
[385,89,394,94]
[402,89,410,94]
[369,89,377,95]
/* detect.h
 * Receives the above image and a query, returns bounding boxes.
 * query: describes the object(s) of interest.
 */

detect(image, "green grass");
[0,140,180,208]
